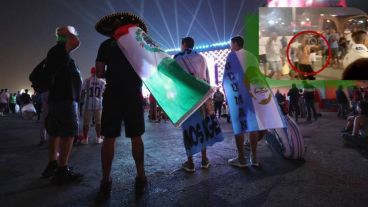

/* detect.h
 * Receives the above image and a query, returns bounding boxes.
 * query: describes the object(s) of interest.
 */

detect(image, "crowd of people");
[259,27,368,80]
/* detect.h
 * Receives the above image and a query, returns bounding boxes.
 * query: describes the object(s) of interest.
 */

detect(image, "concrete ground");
[0,112,367,207]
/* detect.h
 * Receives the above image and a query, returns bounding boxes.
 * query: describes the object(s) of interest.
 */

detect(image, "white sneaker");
[96,137,104,144]
[228,157,247,168]
[81,139,88,145]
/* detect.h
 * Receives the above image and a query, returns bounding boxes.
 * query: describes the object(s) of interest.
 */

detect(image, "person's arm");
[96,61,106,79]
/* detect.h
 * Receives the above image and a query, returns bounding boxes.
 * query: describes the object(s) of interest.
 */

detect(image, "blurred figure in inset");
[266,32,283,79]
[336,85,349,119]
[343,31,368,69]
[342,101,368,147]
[259,35,268,76]
[297,35,321,80]
[338,34,348,68]
[288,83,300,122]
[328,28,340,68]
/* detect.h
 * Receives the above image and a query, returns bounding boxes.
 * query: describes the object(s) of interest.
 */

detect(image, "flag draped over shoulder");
[222,49,285,134]
[175,50,224,156]
[113,24,215,126]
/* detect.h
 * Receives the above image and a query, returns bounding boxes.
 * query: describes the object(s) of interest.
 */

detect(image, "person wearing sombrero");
[95,12,148,199]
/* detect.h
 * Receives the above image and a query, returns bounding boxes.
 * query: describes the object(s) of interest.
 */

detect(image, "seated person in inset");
[342,58,368,80]
[342,101,368,147]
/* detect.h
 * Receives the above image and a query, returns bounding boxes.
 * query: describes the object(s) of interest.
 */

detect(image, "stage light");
[268,20,275,25]
[301,21,306,25]
[306,18,310,21]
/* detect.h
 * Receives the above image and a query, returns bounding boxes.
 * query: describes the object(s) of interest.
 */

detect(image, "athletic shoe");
[135,176,148,195]
[96,137,104,144]
[228,157,247,168]
[80,138,88,145]
[97,179,112,202]
[182,161,195,172]
[201,159,210,169]
[41,160,58,178]
[249,156,260,167]
[51,167,83,185]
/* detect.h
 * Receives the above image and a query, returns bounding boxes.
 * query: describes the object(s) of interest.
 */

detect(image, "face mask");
[57,35,68,43]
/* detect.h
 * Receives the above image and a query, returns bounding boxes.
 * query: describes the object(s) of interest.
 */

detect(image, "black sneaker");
[41,160,58,178]
[97,180,112,202]
[51,167,83,185]
[134,176,147,195]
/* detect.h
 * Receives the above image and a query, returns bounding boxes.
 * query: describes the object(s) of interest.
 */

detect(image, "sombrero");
[95,12,148,36]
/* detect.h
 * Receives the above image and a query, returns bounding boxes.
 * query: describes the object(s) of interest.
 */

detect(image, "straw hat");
[95,12,148,36]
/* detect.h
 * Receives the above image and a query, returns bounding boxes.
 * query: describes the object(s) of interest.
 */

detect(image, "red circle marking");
[286,30,332,76]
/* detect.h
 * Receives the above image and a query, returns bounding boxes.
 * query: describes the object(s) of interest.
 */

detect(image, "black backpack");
[29,59,51,93]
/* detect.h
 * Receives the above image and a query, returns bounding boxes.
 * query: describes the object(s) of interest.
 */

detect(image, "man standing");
[213,89,224,118]
[303,81,317,121]
[266,32,283,79]
[41,26,83,185]
[336,85,348,118]
[288,84,300,121]
[81,67,105,144]
[174,37,211,172]
[95,15,147,198]
[226,36,267,167]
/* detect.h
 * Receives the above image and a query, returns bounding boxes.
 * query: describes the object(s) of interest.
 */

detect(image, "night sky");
[0,0,367,92]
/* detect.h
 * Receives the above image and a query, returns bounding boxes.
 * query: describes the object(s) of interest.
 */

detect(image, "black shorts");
[259,54,267,64]
[101,90,145,138]
[46,101,79,138]
[298,64,315,80]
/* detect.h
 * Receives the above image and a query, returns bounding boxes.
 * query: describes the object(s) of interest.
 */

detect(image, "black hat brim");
[95,12,148,37]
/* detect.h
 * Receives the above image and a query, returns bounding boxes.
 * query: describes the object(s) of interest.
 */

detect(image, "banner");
[113,24,215,126]
[181,110,224,156]
[222,49,285,134]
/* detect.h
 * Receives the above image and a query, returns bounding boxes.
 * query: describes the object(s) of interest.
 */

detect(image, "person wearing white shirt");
[266,32,283,79]
[343,31,368,69]
[81,67,106,144]
[259,36,268,76]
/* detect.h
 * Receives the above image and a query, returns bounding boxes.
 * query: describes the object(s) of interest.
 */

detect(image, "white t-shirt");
[343,44,368,69]
[259,37,267,55]
[266,39,282,62]
[290,41,301,62]
[82,76,106,110]
[0,92,9,103]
